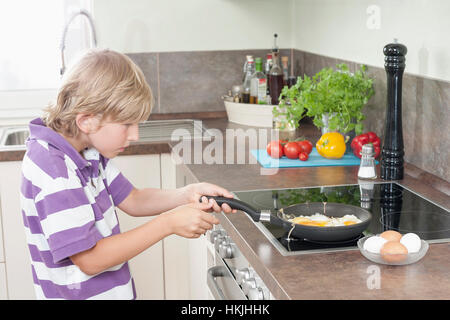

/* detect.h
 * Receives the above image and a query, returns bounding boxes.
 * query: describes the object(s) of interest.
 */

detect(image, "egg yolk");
[291,215,361,227]
[299,220,328,227]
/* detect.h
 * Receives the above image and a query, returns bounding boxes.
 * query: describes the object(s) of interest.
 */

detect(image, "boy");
[20,49,235,299]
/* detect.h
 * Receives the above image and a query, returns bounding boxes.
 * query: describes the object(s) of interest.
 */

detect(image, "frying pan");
[204,196,372,242]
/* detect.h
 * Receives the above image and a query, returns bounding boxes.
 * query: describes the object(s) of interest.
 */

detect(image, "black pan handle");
[199,196,261,222]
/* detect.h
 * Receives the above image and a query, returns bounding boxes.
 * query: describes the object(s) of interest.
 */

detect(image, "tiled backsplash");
[127,49,293,114]
[295,50,450,183]
[127,49,450,182]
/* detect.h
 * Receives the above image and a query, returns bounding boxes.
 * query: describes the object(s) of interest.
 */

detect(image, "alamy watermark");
[366,4,381,30]
[170,120,281,175]
[366,265,381,290]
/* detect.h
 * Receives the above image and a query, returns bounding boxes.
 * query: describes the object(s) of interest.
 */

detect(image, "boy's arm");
[117,187,190,217]
[117,182,235,217]
[71,201,217,276]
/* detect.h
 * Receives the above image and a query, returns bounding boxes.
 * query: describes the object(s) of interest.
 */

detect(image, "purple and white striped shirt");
[20,118,136,299]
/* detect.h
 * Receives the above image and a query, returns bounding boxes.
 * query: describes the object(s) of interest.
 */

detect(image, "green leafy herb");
[273,63,375,135]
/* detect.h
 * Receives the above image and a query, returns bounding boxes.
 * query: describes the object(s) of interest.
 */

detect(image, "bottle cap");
[272,33,279,53]
[255,57,262,64]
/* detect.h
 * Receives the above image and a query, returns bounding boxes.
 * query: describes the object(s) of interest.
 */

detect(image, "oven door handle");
[207,266,227,300]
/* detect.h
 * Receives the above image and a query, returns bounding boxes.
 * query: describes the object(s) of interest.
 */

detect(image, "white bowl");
[224,101,275,127]
[357,235,429,266]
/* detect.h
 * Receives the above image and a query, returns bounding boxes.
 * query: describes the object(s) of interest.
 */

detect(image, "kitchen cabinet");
[0,161,35,299]
[160,153,190,299]
[172,159,210,300]
[113,154,165,300]
[0,263,7,299]
[0,200,4,263]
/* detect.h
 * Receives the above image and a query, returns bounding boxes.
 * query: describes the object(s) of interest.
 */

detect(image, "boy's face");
[87,118,139,158]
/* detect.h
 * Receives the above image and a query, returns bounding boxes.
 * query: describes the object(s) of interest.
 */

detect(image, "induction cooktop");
[232,182,450,256]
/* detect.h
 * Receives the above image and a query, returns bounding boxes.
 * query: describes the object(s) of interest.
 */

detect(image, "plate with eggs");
[357,230,429,265]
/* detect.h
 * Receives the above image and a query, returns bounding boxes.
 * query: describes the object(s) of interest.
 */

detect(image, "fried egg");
[290,213,362,227]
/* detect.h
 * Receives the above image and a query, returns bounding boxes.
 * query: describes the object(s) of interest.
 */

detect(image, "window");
[0,0,95,91]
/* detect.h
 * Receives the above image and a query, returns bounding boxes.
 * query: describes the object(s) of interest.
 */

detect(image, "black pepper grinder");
[381,42,407,180]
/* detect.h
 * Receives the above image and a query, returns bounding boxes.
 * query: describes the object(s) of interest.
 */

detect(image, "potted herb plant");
[273,63,375,137]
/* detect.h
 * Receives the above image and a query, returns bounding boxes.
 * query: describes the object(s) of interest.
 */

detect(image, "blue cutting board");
[250,148,377,168]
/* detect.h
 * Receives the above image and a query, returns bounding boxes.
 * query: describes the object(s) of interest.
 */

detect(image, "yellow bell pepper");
[316,132,346,159]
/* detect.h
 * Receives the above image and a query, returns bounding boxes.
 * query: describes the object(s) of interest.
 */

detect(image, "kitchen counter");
[2,116,449,299]
[172,118,450,300]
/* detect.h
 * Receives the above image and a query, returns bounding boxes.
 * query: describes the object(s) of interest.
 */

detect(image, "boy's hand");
[165,201,219,238]
[184,182,237,214]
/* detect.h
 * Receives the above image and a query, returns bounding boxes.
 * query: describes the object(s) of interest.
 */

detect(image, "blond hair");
[43,49,153,137]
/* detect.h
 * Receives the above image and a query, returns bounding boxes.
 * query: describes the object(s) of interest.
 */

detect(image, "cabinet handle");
[206,266,226,300]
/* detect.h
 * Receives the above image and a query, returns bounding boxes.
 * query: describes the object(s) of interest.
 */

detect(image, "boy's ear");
[76,114,99,134]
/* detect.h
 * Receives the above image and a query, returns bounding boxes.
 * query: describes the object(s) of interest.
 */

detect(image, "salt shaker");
[358,144,377,179]
[358,179,375,209]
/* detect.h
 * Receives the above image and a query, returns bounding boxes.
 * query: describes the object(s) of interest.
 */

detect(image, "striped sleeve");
[102,158,134,206]
[23,153,103,264]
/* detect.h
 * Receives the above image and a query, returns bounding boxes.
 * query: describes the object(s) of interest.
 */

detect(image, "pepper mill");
[381,42,407,180]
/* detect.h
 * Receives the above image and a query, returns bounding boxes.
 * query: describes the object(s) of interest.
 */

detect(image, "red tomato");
[266,141,284,158]
[296,140,313,155]
[283,142,301,159]
[304,140,313,152]
[299,152,309,161]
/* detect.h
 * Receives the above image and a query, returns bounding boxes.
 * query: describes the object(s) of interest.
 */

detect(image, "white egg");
[309,214,329,222]
[400,233,422,253]
[363,236,387,254]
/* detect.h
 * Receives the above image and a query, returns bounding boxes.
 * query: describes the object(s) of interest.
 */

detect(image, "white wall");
[2,0,449,125]
[92,0,294,52]
[292,0,450,82]
[0,0,294,125]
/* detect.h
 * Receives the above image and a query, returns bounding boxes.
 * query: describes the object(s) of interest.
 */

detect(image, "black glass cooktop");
[233,183,450,255]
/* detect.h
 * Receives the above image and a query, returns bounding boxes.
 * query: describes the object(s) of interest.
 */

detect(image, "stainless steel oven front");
[206,225,273,300]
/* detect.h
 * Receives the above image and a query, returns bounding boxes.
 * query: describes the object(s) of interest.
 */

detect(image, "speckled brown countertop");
[2,116,450,299]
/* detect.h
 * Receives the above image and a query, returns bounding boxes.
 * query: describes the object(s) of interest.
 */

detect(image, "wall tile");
[157,49,291,114]
[126,53,160,113]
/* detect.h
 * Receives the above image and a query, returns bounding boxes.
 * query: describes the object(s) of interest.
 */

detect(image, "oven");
[206,225,273,300]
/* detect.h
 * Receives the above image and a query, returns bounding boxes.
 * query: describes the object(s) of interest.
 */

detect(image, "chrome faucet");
[60,9,97,76]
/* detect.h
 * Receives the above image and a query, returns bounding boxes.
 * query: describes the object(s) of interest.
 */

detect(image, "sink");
[0,126,29,148]
[138,119,211,142]
[0,119,210,149]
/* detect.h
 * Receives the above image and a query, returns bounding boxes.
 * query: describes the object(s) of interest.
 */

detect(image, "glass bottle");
[269,51,283,105]
[264,53,273,76]
[250,58,267,104]
[264,53,273,97]
[281,56,289,86]
[242,55,253,82]
[242,58,255,104]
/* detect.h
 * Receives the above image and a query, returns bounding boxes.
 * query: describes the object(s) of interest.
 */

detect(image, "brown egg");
[380,230,402,242]
[380,241,408,263]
